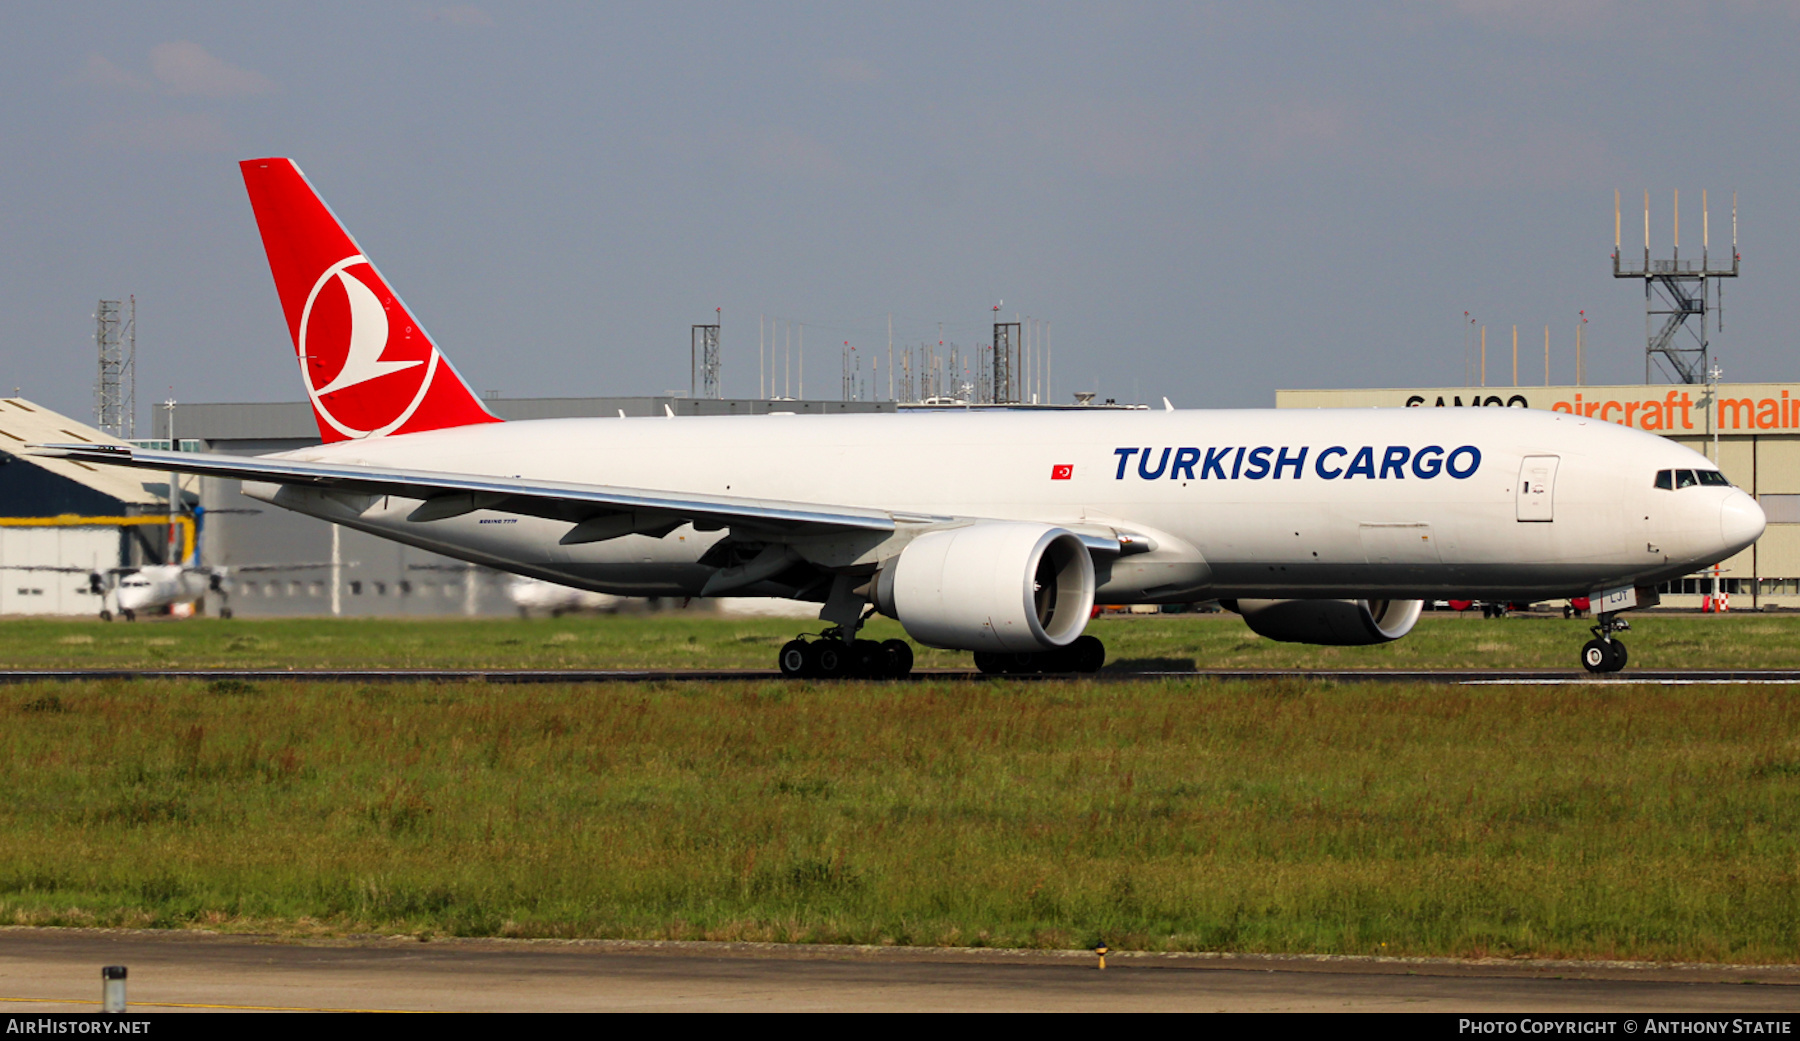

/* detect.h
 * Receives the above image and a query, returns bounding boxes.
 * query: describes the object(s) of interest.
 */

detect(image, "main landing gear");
[778,627,914,679]
[1581,613,1630,674]
[973,634,1106,675]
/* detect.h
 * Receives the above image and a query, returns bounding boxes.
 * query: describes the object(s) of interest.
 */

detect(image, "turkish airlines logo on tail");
[298,255,440,438]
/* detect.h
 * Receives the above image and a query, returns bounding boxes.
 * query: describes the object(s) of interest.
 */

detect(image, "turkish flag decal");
[1051,464,1074,480]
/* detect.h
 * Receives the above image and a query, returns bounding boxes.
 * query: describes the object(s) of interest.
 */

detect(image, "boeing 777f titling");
[34,159,1766,675]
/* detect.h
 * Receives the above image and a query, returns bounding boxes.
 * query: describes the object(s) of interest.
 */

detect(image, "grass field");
[4,672,1800,962]
[3,610,1800,671]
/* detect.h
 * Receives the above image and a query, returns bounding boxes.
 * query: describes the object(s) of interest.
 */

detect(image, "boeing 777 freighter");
[33,159,1766,675]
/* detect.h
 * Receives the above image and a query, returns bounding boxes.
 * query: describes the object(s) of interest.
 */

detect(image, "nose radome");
[1721,490,1766,552]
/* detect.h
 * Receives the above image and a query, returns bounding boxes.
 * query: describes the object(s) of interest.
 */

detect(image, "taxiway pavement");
[2,930,1798,1013]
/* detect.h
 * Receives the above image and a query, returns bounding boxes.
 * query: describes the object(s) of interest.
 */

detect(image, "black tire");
[123,610,136,622]
[882,639,913,679]
[813,640,849,679]
[1581,639,1612,673]
[1610,639,1628,672]
[778,639,810,677]
[850,639,886,678]
[1069,634,1106,673]
[220,607,233,620]
[99,610,112,622]
[973,651,1009,675]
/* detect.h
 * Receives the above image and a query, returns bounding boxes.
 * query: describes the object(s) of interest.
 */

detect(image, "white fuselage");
[114,565,211,614]
[246,407,1763,603]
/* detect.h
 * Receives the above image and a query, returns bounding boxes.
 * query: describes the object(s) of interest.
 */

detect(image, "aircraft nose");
[1721,490,1766,552]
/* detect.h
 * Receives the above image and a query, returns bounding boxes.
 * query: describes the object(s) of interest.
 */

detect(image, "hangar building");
[0,398,171,615]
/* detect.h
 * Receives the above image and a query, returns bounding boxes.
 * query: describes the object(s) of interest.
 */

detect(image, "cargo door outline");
[1516,455,1559,522]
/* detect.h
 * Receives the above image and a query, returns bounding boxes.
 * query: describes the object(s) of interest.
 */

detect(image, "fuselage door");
[1516,455,1559,522]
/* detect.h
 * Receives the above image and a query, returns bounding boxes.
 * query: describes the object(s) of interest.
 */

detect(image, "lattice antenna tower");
[992,317,1020,404]
[95,296,136,438]
[1613,190,1739,384]
[691,311,721,399]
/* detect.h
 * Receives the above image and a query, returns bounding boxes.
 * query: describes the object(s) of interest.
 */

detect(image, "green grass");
[1,611,1798,671]
[4,675,1800,962]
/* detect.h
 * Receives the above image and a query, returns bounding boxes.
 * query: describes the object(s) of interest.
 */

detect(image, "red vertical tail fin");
[239,158,500,443]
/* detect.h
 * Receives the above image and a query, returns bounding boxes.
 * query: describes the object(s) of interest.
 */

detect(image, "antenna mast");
[95,297,136,437]
[1614,189,1740,384]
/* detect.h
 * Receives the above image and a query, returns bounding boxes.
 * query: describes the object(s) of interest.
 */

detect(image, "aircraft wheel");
[778,639,810,678]
[220,608,234,620]
[849,639,886,678]
[1581,639,1615,673]
[813,640,849,679]
[1610,639,1628,672]
[99,610,112,622]
[973,651,1009,675]
[882,639,913,679]
[1069,634,1106,673]
[123,610,136,622]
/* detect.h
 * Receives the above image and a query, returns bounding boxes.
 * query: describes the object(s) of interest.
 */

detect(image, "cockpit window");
[1655,468,1731,490]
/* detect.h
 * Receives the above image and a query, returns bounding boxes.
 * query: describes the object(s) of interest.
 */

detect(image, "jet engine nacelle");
[1232,597,1423,646]
[874,522,1096,652]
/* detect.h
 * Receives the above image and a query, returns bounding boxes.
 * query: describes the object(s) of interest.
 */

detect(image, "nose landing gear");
[1581,614,1631,673]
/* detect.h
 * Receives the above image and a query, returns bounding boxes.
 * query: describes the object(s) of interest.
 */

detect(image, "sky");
[4,1,1798,428]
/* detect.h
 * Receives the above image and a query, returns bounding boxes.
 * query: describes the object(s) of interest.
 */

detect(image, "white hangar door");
[0,526,115,615]
[1516,455,1559,522]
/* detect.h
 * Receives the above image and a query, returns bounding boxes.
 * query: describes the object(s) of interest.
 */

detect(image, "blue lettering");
[1315,446,1347,479]
[1138,447,1171,480]
[1345,446,1376,479]
[1446,445,1482,479]
[1201,446,1232,480]
[1380,445,1411,479]
[1230,446,1245,479]
[1274,445,1308,479]
[1411,446,1444,479]
[1170,447,1200,481]
[1243,446,1273,480]
[1113,447,1139,480]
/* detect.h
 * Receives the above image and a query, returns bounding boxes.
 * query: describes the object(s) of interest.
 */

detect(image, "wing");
[214,563,341,574]
[27,442,924,536]
[26,443,1144,556]
[0,564,93,573]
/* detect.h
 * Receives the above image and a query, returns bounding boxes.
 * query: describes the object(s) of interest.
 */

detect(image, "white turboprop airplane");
[506,575,624,618]
[33,158,1765,675]
[3,559,332,621]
